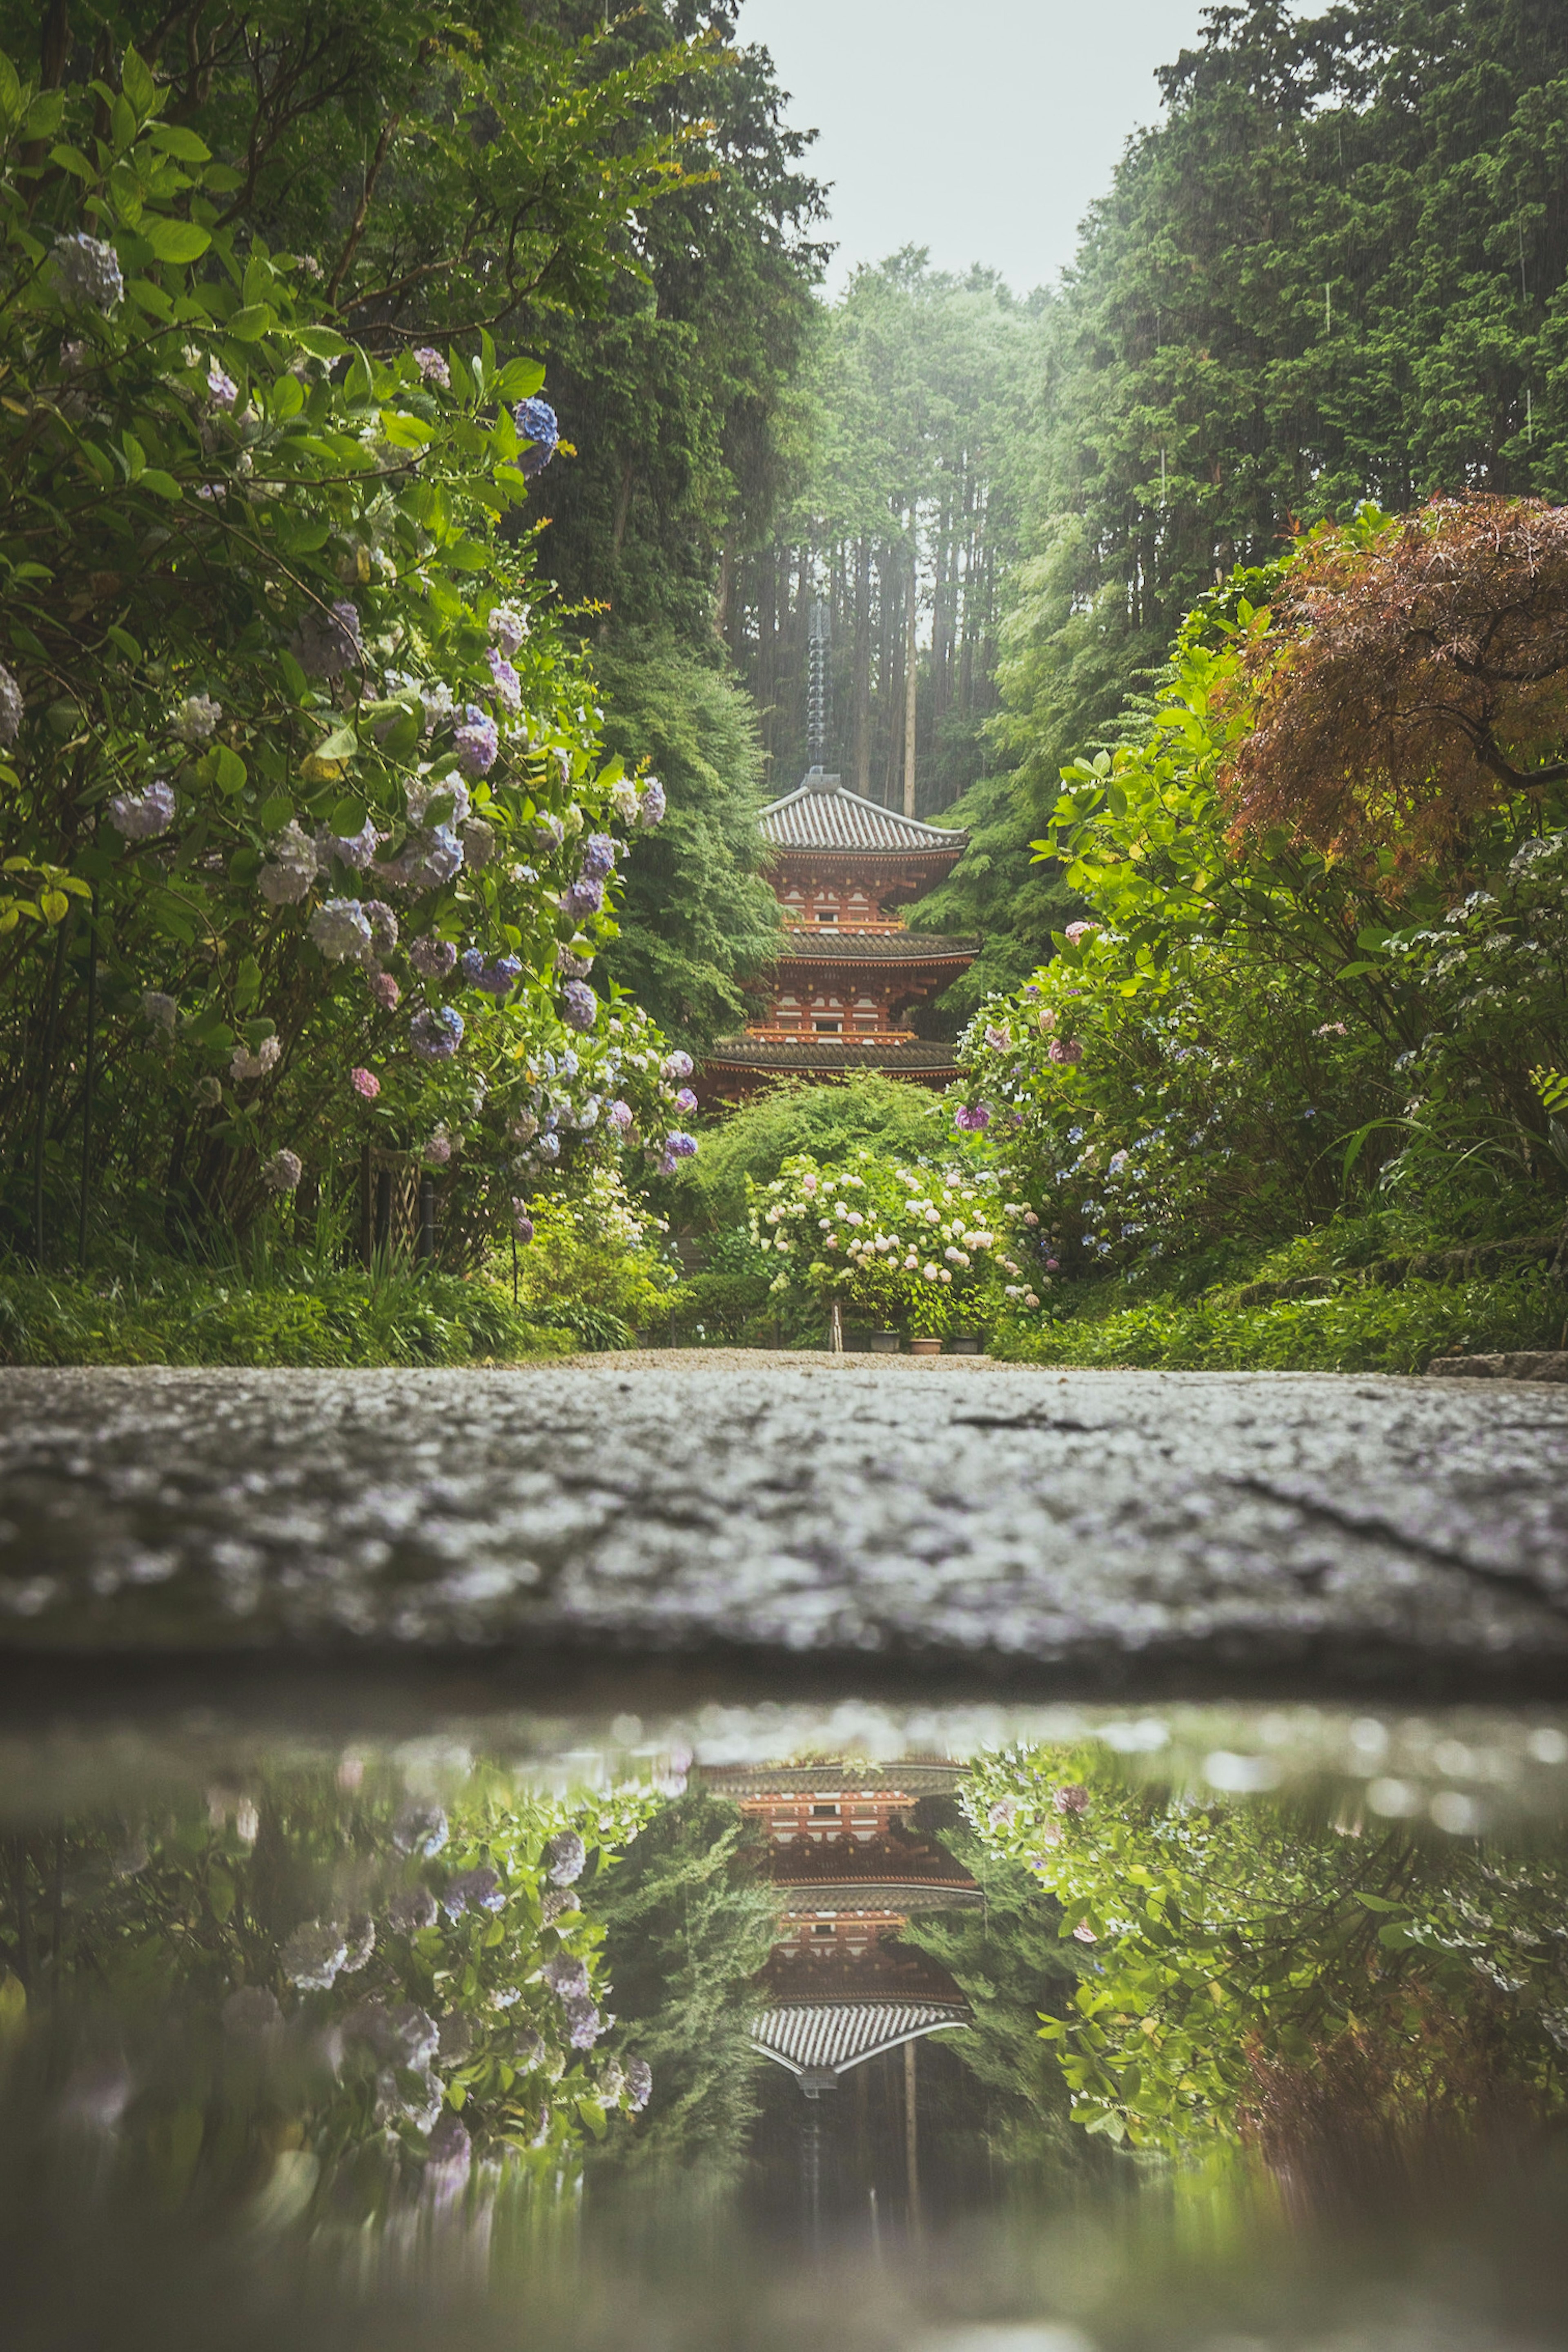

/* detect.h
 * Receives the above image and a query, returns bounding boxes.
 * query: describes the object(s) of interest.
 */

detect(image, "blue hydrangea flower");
[454,706,499,776]
[513,396,559,478]
[578,833,616,883]
[442,1866,504,1918]
[565,875,604,917]
[108,780,176,840]
[409,935,457,979]
[564,1996,601,2050]
[562,980,598,1032]
[486,647,521,709]
[411,1004,465,1060]
[543,1830,586,1886]
[308,898,373,962]
[637,778,666,827]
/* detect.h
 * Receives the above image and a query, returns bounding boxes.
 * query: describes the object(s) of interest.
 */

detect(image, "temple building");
[698,770,978,1103]
[702,1760,978,2100]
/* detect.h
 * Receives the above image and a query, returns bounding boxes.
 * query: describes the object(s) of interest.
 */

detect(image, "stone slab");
[1,1356,1567,1699]
[1428,1352,1568,1382]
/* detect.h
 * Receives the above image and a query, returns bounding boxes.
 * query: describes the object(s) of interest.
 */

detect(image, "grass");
[0,1257,577,1369]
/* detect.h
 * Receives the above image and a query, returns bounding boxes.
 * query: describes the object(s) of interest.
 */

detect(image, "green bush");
[688,1074,950,1234]
[991,1267,1566,1374]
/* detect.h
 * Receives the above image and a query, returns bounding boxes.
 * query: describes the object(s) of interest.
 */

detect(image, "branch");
[325,113,402,304]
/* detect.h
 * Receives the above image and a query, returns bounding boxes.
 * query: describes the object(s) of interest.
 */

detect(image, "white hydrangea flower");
[258,820,317,906]
[174,693,223,745]
[308,898,373,961]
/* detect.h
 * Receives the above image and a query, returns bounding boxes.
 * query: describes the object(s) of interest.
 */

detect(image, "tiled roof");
[761,775,967,855]
[700,1761,969,1797]
[702,1036,960,1076]
[776,929,978,963]
[752,2000,970,2083]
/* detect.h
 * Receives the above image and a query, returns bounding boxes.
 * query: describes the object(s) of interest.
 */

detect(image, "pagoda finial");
[806,597,829,768]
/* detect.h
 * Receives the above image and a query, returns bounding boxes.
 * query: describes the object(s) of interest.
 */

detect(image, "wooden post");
[829,1298,844,1353]
[904,2038,921,2232]
[418,1175,436,1267]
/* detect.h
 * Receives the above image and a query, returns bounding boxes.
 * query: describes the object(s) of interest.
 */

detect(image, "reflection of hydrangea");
[625,2057,652,2112]
[53,232,124,311]
[637,778,666,828]
[410,935,458,980]
[661,1051,694,1082]
[459,817,495,868]
[1052,1784,1089,1815]
[392,1800,449,1857]
[578,833,617,883]
[387,1886,439,1933]
[174,693,222,745]
[315,817,380,872]
[258,820,318,905]
[543,1830,586,1886]
[292,599,363,677]
[489,604,527,655]
[374,2063,444,2135]
[108,780,176,840]
[413,346,450,388]
[411,1005,464,1061]
[423,2113,471,2203]
[281,1918,350,1991]
[309,898,374,962]
[443,1866,505,1918]
[513,395,559,477]
[230,1035,281,1082]
[346,2000,441,2068]
[562,980,598,1032]
[486,647,521,708]
[340,1913,376,1973]
[437,2011,475,2067]
[222,1986,284,2040]
[0,662,21,748]
[454,707,499,776]
[564,1997,602,2050]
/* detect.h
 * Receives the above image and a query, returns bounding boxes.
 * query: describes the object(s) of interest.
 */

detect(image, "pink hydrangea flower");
[1047,1038,1084,1065]
[1064,921,1098,944]
[351,1067,380,1099]
[368,971,401,1011]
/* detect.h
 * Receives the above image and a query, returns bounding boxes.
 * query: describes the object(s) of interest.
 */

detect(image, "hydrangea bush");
[0,45,690,1261]
[748,1146,1056,1339]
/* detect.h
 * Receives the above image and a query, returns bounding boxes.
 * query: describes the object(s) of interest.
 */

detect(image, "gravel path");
[1,1353,1566,1699]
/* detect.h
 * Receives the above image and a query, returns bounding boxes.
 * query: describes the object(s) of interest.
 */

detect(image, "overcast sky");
[735,0,1212,297]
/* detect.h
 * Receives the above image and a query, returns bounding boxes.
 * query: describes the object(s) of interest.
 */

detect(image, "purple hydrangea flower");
[661,1051,694,1082]
[486,647,521,709]
[387,1886,439,1934]
[543,1954,589,2000]
[315,817,380,873]
[543,1830,586,1886]
[561,980,597,1032]
[443,1866,504,1918]
[953,1102,991,1132]
[392,1801,449,1858]
[0,662,22,747]
[513,395,559,478]
[292,599,363,678]
[411,1005,464,1061]
[510,1202,535,1243]
[361,899,397,953]
[564,1997,601,2050]
[578,833,616,883]
[53,232,123,312]
[531,811,565,852]
[1047,1038,1084,1066]
[454,707,499,776]
[663,1131,698,1162]
[607,1099,633,1134]
[673,1087,698,1114]
[413,347,450,388]
[308,898,373,962]
[409,935,458,980]
[637,778,666,827]
[207,362,238,410]
[565,875,604,917]
[368,970,401,1011]
[108,780,176,840]
[489,605,527,656]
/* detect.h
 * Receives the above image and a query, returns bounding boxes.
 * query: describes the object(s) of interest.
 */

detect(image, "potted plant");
[908,1284,954,1356]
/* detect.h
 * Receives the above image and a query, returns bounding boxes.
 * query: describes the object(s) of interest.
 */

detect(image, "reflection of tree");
[895,1801,1105,2190]
[587,1793,779,2187]
[970,1748,1568,2207]
[0,1764,660,2241]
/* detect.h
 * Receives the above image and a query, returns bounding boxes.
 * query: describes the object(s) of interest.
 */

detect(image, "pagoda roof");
[702,1760,969,1798]
[701,1036,960,1078]
[762,773,967,856]
[775,929,978,965]
[753,1998,969,2087]
[771,1835,979,1911]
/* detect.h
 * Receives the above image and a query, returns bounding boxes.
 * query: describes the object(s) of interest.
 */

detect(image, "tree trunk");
[851,534,872,797]
[902,529,919,820]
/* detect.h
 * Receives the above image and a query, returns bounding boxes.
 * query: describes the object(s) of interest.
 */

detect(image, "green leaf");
[225,303,274,342]
[121,46,157,116]
[295,326,350,361]
[144,217,211,264]
[145,122,212,163]
[214,745,246,795]
[121,431,146,479]
[49,144,97,182]
[1354,1893,1406,1914]
[126,276,175,318]
[22,91,66,139]
[0,51,22,127]
[315,726,358,763]
[234,956,262,1012]
[327,795,366,835]
[138,469,183,501]
[258,794,294,833]
[207,1866,235,1923]
[105,625,143,662]
[277,650,309,704]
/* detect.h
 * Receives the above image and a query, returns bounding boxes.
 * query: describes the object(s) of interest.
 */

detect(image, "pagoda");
[698,769,978,1103]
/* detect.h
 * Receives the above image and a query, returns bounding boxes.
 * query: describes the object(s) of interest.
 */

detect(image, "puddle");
[4,1702,1568,2350]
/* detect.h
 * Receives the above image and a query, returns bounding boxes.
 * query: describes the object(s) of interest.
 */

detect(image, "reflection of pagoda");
[703,1762,977,2102]
[698,773,978,1104]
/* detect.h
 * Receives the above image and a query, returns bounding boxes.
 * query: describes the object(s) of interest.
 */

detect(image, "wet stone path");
[1,1354,1567,1701]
